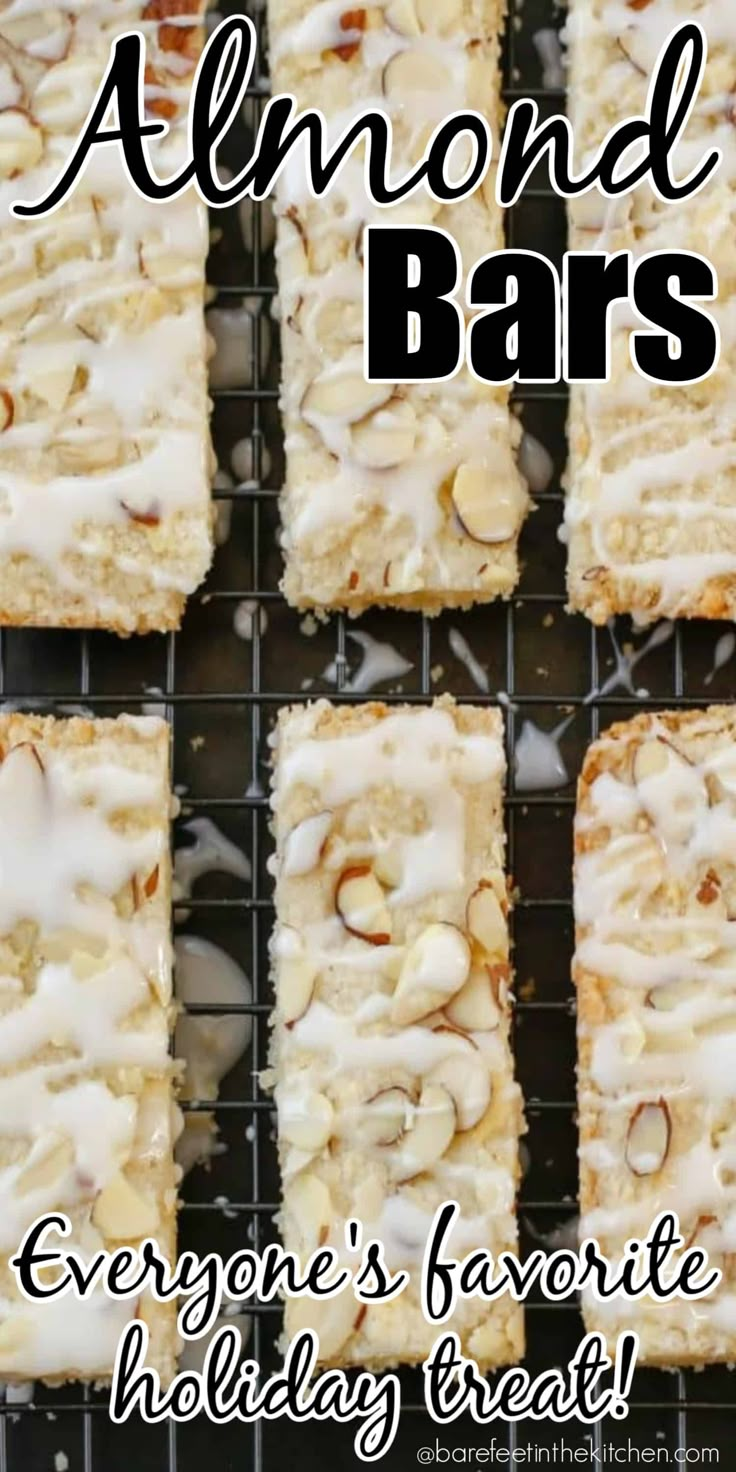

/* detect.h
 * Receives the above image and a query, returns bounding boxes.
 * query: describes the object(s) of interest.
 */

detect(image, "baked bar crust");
[268,696,524,1369]
[269,0,528,615]
[0,714,177,1384]
[0,2,213,633]
[565,0,736,624]
[575,706,736,1365]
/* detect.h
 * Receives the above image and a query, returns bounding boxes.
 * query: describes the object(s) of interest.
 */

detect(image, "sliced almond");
[92,1173,160,1239]
[0,742,46,834]
[391,922,471,1026]
[0,387,15,431]
[466,882,508,960]
[283,810,333,877]
[452,463,522,545]
[288,1289,364,1360]
[445,964,501,1031]
[15,1135,74,1197]
[372,845,403,890]
[278,950,318,1027]
[279,1087,334,1153]
[385,0,421,36]
[625,1099,671,1177]
[646,977,700,1012]
[382,48,451,98]
[633,738,707,846]
[428,1049,491,1131]
[350,1085,410,1147]
[616,28,650,76]
[390,1081,456,1180]
[0,107,43,178]
[350,399,417,469]
[302,372,393,425]
[336,866,391,945]
[3,9,73,63]
[286,1173,333,1254]
[30,356,78,412]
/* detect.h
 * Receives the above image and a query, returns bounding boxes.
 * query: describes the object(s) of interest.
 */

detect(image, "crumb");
[300,613,318,637]
[54,1454,69,1472]
[519,976,537,1002]
[300,677,314,691]
[535,666,549,678]
[430,663,444,683]
[189,735,205,752]
[542,612,554,628]
[200,592,212,605]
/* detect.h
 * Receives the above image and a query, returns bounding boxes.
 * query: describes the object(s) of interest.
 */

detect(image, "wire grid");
[0,0,734,1467]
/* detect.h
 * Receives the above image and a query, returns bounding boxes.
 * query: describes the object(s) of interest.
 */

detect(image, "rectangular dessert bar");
[0,2,213,633]
[575,706,736,1364]
[269,0,528,615]
[269,696,524,1368]
[565,0,736,624]
[0,714,177,1384]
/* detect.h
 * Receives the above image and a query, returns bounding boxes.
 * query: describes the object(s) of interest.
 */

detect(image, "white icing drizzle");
[173,816,251,901]
[566,0,736,621]
[0,2,211,615]
[323,630,413,693]
[575,709,736,1351]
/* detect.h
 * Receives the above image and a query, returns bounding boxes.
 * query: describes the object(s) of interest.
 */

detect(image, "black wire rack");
[2,0,734,1468]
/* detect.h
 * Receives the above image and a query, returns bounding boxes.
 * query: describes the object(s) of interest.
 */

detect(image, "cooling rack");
[1,0,733,1467]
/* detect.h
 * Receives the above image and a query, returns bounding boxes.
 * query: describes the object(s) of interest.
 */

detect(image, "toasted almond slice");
[279,1087,334,1153]
[0,742,46,834]
[617,27,650,76]
[372,846,403,890]
[336,866,392,945]
[278,950,318,1027]
[287,1173,333,1254]
[633,738,707,846]
[92,1173,160,1239]
[382,48,451,98]
[283,810,333,877]
[646,977,701,1012]
[302,372,394,425]
[30,356,78,412]
[139,243,194,286]
[390,1082,456,1180]
[445,964,501,1031]
[428,1050,491,1131]
[350,399,417,469]
[466,882,508,960]
[15,1135,74,1197]
[288,1288,365,1359]
[351,1086,410,1147]
[0,388,14,432]
[3,9,73,63]
[391,922,471,1026]
[385,0,421,36]
[451,462,521,545]
[39,926,107,964]
[0,107,43,178]
[625,1099,671,1177]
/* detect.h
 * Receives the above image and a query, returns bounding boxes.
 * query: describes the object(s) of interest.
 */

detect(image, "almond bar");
[0,3,213,633]
[269,0,528,615]
[565,0,736,623]
[268,696,524,1368]
[575,706,736,1364]
[0,714,177,1384]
